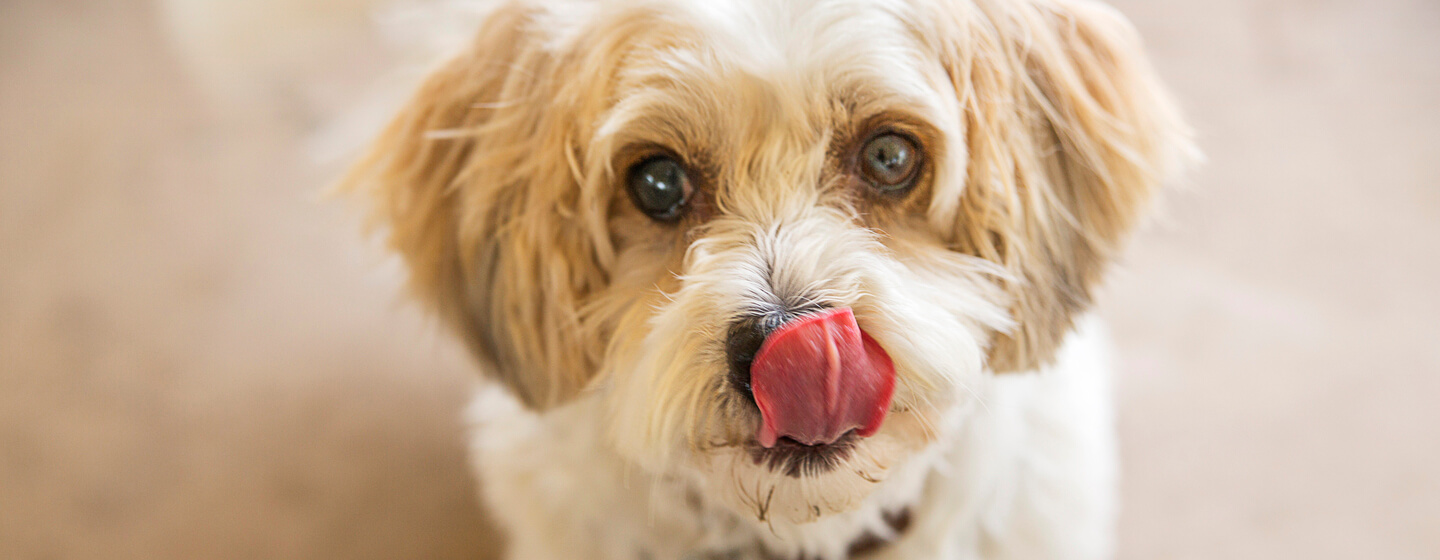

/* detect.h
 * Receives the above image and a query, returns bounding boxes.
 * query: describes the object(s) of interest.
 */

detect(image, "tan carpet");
[2,0,1436,558]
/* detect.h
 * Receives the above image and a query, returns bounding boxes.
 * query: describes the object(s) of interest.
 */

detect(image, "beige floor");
[2,0,1436,559]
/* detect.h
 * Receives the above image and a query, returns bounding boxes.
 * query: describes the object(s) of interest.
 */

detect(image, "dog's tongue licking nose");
[750,307,896,448]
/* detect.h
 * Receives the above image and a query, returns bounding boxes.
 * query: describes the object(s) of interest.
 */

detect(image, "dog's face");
[347,0,1189,527]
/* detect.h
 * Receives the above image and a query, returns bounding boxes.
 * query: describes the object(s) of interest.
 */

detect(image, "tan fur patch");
[926,0,1195,372]
[339,3,616,409]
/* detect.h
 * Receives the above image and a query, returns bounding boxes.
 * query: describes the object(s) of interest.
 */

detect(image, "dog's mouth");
[748,430,859,477]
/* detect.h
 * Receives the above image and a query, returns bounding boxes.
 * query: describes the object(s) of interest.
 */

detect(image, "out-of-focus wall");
[1,0,1436,558]
[1100,1,1440,558]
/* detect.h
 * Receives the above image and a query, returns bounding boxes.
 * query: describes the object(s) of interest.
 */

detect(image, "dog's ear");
[930,0,1196,372]
[341,3,611,409]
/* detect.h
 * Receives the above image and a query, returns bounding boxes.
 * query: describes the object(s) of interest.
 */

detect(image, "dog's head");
[346,0,1189,529]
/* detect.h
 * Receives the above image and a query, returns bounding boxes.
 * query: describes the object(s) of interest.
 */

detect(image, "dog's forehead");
[683,0,923,74]
[686,0,933,106]
[590,0,948,161]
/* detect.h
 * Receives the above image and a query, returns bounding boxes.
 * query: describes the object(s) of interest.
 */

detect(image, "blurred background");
[1,0,1436,558]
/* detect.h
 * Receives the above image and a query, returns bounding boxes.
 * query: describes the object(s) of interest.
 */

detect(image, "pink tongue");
[750,307,896,448]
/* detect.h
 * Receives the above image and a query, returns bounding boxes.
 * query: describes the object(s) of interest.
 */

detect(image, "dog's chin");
[692,409,937,526]
[747,431,862,479]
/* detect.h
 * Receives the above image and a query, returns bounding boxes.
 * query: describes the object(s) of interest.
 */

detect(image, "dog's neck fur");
[758,508,913,560]
[468,388,936,560]
[467,319,1116,560]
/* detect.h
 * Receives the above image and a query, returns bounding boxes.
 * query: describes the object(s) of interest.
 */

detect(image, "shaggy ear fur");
[341,2,612,409]
[930,0,1195,372]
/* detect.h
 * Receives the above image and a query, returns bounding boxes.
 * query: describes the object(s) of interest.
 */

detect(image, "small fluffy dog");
[343,0,1192,558]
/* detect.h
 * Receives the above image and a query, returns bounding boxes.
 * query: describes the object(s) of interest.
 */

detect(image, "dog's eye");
[626,156,691,221]
[859,133,920,193]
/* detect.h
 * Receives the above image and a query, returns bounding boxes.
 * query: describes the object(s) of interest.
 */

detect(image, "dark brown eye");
[626,156,690,221]
[859,133,920,193]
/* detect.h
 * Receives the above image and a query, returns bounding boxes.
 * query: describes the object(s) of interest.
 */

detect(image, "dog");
[342,0,1193,558]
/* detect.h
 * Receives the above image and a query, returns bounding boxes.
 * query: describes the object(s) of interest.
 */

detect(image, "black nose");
[725,304,825,404]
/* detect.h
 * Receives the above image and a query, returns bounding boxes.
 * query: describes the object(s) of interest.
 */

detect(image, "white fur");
[470,317,1115,560]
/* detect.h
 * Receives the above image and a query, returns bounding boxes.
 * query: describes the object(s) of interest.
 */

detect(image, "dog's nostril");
[725,316,775,403]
